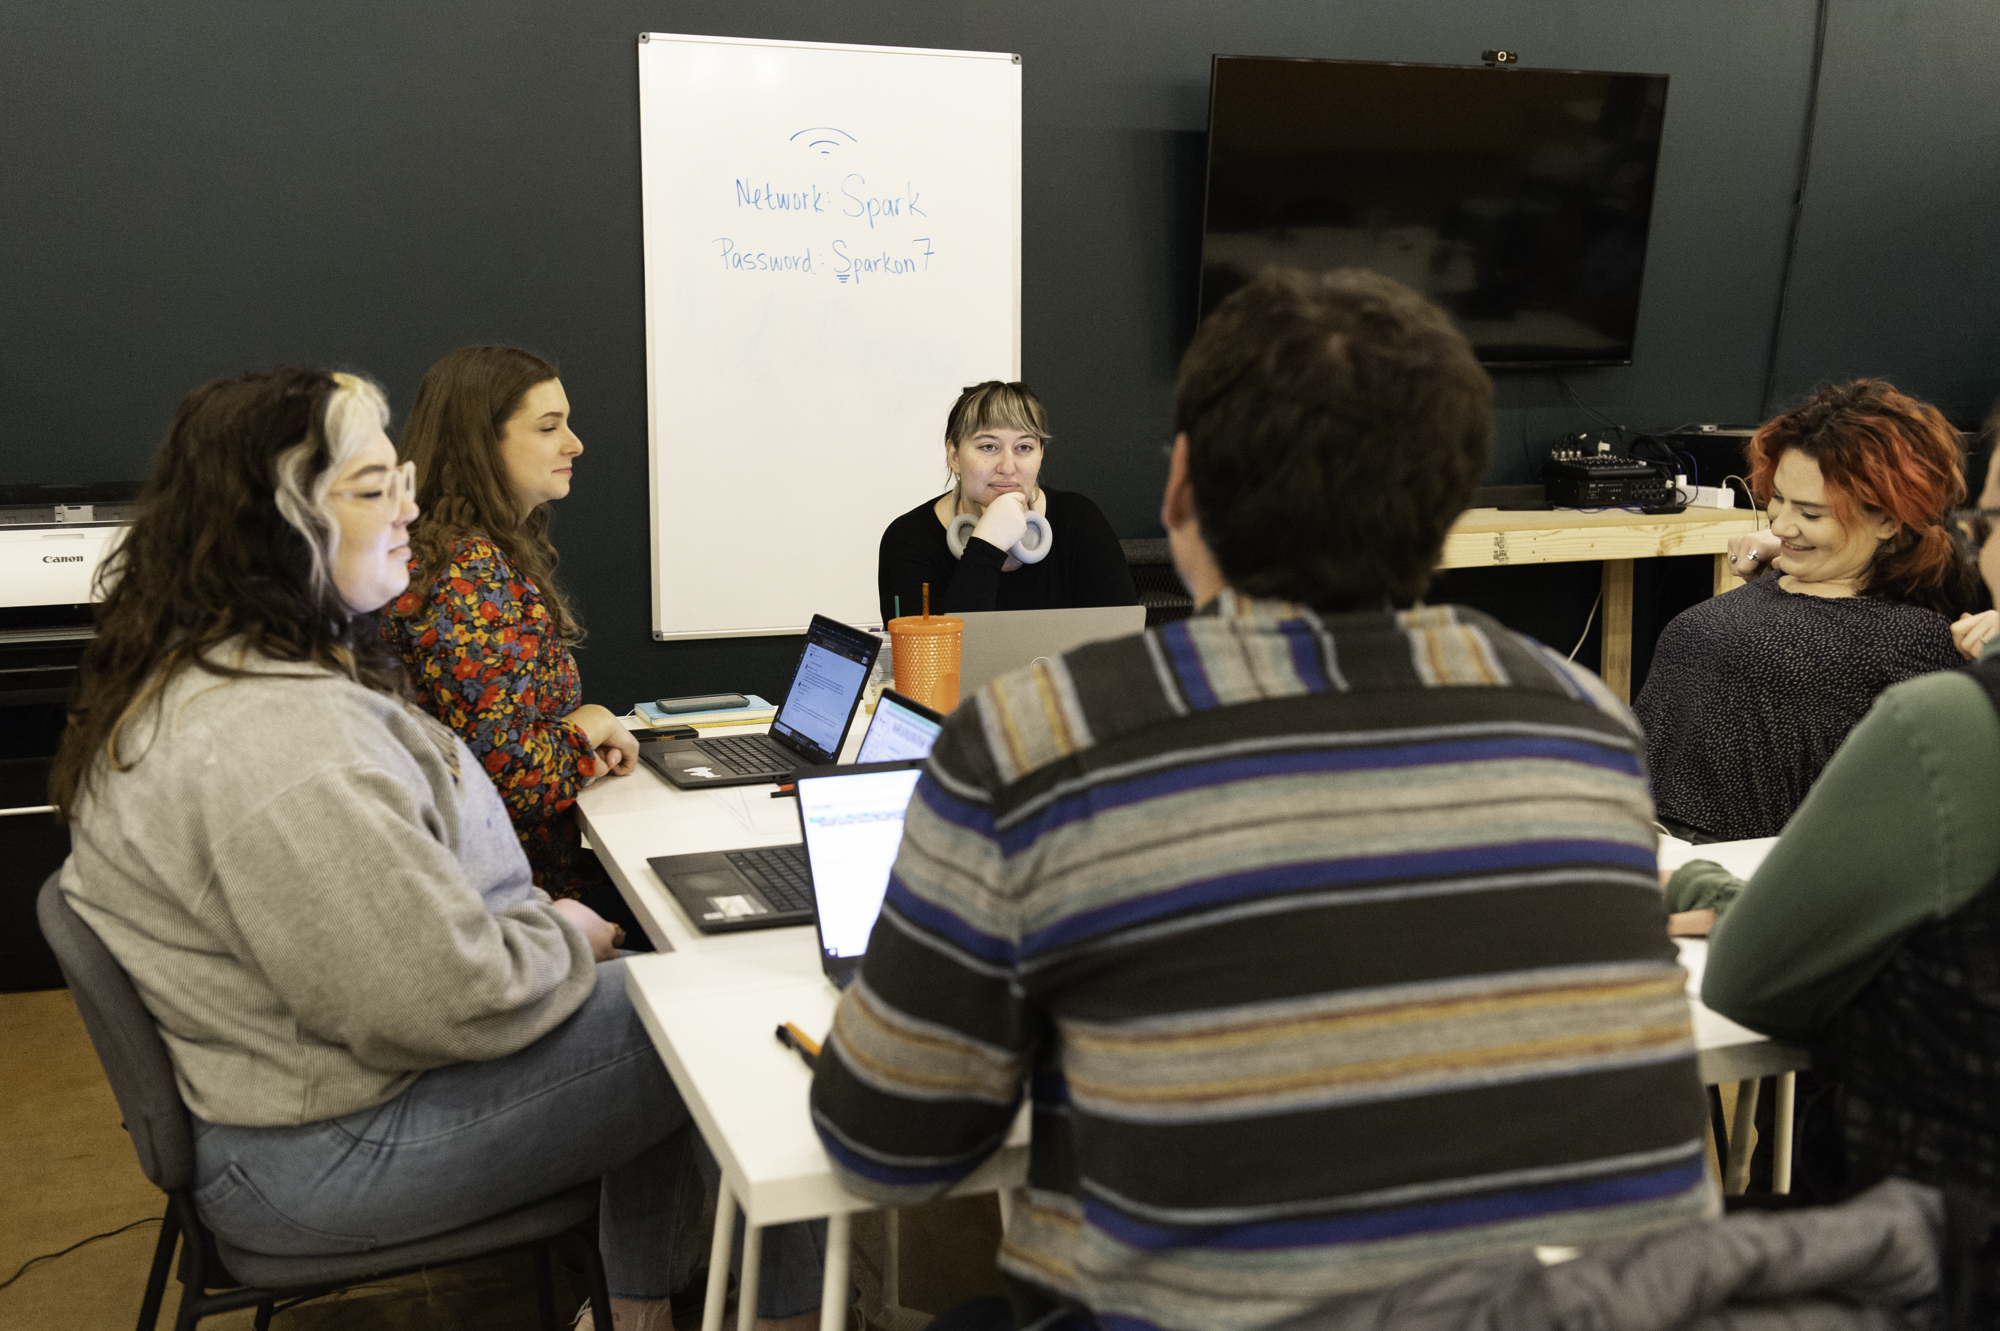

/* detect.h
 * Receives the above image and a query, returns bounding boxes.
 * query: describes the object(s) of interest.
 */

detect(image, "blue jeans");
[191,959,827,1314]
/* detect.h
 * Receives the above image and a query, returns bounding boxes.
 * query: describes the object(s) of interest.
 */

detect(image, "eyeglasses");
[1947,507,2000,553]
[330,460,416,512]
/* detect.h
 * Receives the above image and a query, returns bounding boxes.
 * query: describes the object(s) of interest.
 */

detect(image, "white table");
[1661,836,1810,1193]
[578,719,1027,1331]
[580,740,1805,1327]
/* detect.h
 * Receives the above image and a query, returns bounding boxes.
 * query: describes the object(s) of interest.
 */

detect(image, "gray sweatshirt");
[60,650,597,1126]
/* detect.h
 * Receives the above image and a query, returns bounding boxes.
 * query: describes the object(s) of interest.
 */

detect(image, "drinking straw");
[894,595,901,620]
[922,582,930,619]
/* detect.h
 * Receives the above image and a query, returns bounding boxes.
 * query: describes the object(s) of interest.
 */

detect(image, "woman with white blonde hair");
[50,367,823,1330]
[876,379,1137,622]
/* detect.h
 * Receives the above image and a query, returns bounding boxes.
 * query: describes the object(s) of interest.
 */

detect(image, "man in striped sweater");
[811,268,1716,1330]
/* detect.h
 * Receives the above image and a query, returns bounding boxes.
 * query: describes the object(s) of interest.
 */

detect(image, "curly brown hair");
[396,345,583,642]
[49,367,404,817]
[1174,267,1493,610]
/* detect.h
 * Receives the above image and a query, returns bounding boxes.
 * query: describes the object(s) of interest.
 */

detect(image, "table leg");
[1773,1072,1796,1194]
[1705,1085,1730,1180]
[703,1181,736,1331]
[819,1212,851,1331]
[1712,552,1735,598]
[1600,559,1635,701]
[737,1220,763,1331]
[1724,1077,1761,1194]
[884,1209,902,1315]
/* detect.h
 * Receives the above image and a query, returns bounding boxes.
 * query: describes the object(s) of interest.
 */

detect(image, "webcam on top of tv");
[1481,50,1520,66]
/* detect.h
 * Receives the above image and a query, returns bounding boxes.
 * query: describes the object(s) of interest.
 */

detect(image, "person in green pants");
[1665,443,2000,1204]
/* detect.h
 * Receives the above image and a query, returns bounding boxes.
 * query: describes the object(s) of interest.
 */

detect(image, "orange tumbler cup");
[886,614,964,713]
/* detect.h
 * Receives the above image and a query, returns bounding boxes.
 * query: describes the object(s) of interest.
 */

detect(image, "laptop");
[853,689,944,763]
[639,615,881,789]
[644,692,941,937]
[955,605,1148,697]
[647,759,925,936]
[796,761,927,987]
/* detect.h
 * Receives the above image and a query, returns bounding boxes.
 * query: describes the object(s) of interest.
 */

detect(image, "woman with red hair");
[1635,379,1978,843]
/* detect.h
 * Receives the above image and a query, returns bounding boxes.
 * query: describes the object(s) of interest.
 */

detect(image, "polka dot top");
[1634,572,1961,841]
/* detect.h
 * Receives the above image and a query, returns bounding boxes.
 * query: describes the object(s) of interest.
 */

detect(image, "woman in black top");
[1635,379,1976,842]
[877,381,1137,623]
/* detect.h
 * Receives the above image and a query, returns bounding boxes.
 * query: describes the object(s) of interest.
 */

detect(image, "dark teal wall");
[2,2,1992,704]
[1767,0,2000,417]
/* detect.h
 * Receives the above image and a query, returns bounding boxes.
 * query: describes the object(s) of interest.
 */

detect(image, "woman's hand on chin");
[1725,530,1783,581]
[972,491,1030,555]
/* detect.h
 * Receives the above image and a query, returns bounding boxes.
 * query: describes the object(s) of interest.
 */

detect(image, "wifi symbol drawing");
[790,126,858,156]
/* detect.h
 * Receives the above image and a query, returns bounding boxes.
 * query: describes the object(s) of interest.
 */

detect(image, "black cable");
[1759,0,1832,418]
[0,1217,159,1292]
[1555,373,1628,436]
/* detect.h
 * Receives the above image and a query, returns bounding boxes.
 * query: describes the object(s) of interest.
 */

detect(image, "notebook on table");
[637,615,880,790]
[956,605,1147,697]
[647,759,925,936]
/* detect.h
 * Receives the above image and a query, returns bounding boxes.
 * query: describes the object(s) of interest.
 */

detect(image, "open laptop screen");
[769,616,879,762]
[797,764,924,962]
[855,690,944,764]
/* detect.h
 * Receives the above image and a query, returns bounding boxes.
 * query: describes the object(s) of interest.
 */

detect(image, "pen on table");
[775,1022,820,1072]
[770,783,796,799]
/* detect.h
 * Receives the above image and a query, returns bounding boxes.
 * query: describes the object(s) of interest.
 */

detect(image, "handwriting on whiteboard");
[717,171,936,282]
[711,237,934,283]
[707,125,942,285]
[731,176,925,228]
[789,126,858,157]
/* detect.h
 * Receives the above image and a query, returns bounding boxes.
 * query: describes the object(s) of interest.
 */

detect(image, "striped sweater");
[811,593,1717,1330]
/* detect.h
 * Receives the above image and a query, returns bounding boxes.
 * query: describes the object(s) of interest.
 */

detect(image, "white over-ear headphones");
[946,510,1054,564]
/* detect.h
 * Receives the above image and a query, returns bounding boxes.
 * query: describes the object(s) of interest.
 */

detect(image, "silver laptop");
[956,605,1147,696]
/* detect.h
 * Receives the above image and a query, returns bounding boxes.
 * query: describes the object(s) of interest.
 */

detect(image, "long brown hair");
[396,345,582,642]
[49,368,404,816]
[1748,379,1978,615]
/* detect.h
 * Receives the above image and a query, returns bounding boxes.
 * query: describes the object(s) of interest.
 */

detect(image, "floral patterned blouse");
[384,536,596,897]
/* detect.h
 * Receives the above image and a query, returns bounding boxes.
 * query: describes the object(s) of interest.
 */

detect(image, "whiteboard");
[637,33,1022,639]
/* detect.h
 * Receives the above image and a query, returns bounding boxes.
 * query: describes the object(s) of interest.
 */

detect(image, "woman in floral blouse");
[385,345,638,899]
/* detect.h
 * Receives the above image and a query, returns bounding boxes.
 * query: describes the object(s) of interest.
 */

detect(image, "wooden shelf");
[1440,507,1757,570]
[1436,507,1760,702]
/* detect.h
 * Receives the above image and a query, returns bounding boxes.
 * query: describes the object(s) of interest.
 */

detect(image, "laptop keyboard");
[696,733,792,775]
[724,845,815,913]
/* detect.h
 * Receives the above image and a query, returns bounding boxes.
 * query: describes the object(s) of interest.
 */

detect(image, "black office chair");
[35,872,614,1331]
[1119,538,1195,627]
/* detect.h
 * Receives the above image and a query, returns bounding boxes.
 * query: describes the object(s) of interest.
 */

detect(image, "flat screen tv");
[1199,57,1670,368]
